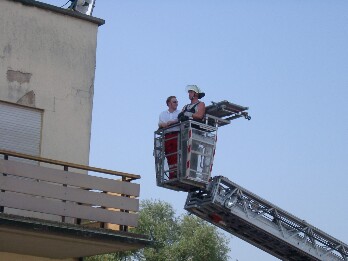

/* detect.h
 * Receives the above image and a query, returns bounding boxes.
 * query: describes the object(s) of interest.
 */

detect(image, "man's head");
[186,85,205,100]
[166,96,178,110]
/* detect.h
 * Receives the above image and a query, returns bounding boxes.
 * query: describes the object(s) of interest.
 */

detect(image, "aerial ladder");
[154,100,348,261]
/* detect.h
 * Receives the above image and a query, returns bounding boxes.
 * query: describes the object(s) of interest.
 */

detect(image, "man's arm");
[158,122,166,128]
[167,119,178,125]
[192,102,205,120]
[158,112,166,128]
[159,111,179,128]
[159,119,178,128]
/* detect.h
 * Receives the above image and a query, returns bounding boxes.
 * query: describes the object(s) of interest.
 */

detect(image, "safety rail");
[154,120,218,192]
[0,149,140,231]
[185,176,348,261]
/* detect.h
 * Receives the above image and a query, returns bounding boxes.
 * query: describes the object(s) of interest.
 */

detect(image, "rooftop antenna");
[69,0,96,16]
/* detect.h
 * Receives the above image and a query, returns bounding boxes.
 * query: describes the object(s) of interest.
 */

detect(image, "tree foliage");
[85,199,230,261]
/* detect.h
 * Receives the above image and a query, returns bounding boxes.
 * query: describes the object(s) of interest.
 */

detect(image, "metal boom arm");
[184,176,348,261]
[155,100,347,260]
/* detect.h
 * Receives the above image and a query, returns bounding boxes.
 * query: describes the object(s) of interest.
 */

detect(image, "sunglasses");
[172,101,178,103]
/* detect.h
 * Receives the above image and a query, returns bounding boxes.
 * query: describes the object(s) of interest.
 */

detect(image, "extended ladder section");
[205,100,251,126]
[185,176,348,261]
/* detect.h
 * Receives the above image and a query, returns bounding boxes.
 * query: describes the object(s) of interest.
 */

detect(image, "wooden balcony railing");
[0,149,141,231]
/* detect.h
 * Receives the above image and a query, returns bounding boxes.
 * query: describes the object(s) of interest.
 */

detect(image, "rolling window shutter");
[0,101,42,157]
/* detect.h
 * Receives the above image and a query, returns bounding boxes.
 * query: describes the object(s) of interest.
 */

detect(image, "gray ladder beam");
[184,176,347,261]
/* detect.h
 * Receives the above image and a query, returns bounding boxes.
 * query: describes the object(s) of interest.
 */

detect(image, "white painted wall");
[0,2,103,259]
[0,0,102,166]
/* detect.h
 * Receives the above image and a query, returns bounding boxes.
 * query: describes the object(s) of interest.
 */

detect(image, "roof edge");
[0,213,152,245]
[9,0,105,26]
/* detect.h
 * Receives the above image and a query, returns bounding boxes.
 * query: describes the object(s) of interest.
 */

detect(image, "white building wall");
[0,1,104,260]
[0,0,102,165]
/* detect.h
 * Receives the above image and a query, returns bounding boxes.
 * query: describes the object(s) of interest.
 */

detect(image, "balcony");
[0,149,152,259]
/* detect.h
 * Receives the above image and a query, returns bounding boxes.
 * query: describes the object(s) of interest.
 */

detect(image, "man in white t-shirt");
[158,96,180,179]
[158,96,180,130]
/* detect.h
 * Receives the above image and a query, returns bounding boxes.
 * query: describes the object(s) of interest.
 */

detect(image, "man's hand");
[159,122,168,128]
[184,112,193,118]
[177,112,184,120]
[159,120,178,128]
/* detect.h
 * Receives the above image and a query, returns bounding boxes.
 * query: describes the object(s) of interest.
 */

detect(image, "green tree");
[85,199,230,261]
[132,199,180,261]
[170,215,229,261]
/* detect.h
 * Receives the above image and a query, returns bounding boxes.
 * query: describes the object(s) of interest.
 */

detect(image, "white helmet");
[186,85,205,98]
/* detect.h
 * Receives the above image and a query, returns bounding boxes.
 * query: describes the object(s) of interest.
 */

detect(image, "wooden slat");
[0,149,140,180]
[0,191,138,227]
[0,175,139,211]
[67,171,140,197]
[0,159,140,197]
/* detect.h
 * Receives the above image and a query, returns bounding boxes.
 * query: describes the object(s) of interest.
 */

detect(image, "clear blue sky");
[43,1,348,260]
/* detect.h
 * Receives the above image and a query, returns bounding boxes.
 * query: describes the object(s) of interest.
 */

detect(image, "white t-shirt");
[158,109,180,132]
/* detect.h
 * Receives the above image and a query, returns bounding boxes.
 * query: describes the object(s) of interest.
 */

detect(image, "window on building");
[0,101,42,158]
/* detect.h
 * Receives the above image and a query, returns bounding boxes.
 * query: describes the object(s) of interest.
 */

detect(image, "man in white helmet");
[178,85,207,178]
[178,85,206,122]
